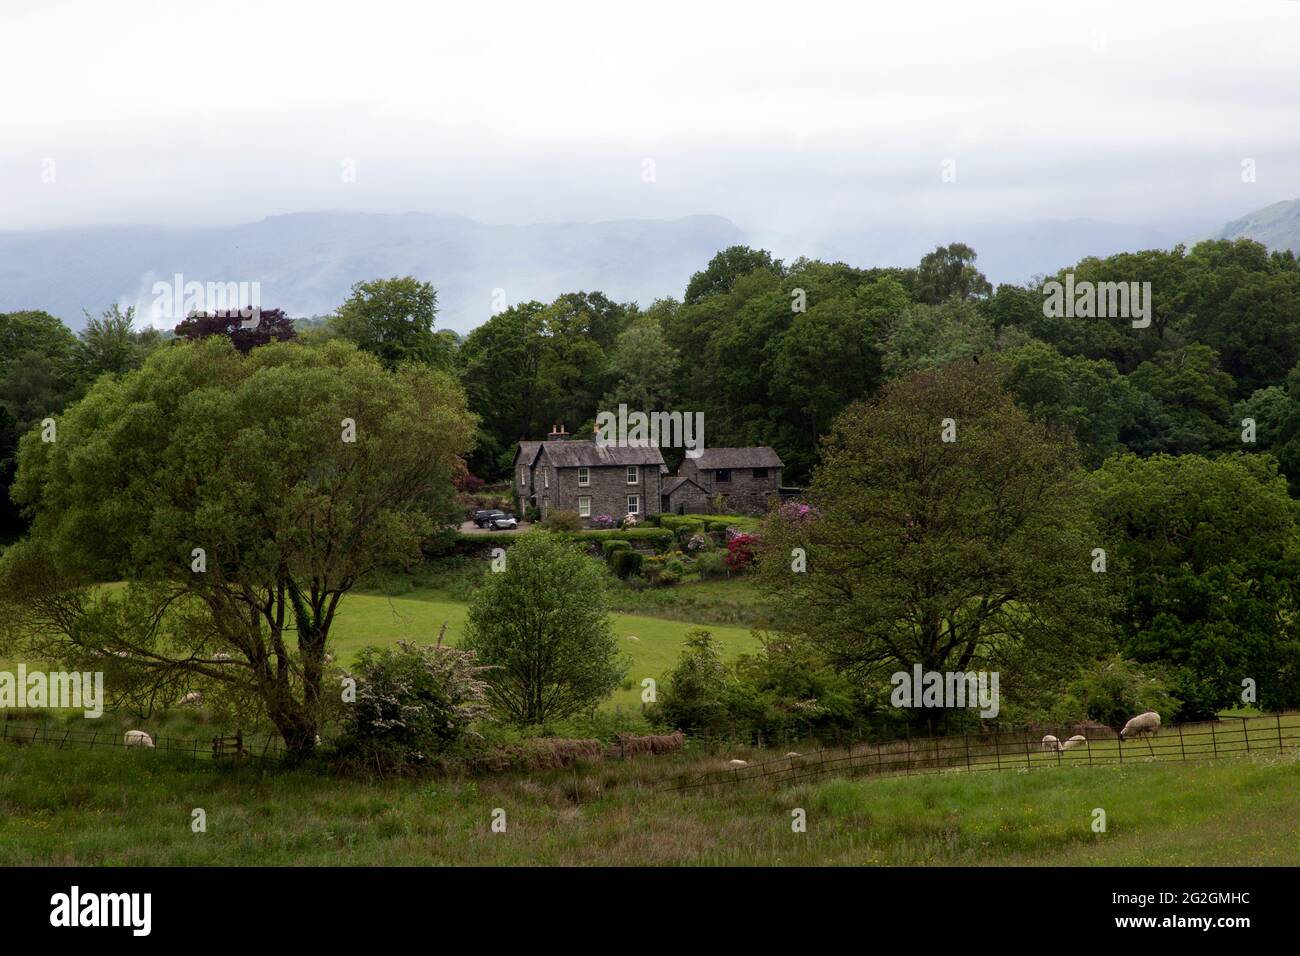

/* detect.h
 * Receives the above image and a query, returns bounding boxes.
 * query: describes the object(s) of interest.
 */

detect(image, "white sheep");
[123,730,154,749]
[1061,734,1088,751]
[1120,711,1161,740]
[728,759,748,767]
[177,691,203,706]
[1041,734,1061,752]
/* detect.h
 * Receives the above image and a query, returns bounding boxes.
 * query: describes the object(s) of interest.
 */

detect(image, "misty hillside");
[3,203,1297,335]
[1210,198,1300,253]
[0,212,744,333]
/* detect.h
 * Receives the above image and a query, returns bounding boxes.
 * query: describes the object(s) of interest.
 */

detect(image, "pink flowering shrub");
[778,501,819,522]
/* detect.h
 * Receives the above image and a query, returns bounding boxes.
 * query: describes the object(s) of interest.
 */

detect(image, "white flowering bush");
[339,636,492,768]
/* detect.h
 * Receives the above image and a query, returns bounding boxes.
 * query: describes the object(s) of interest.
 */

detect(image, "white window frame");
[578,496,592,517]
[578,466,590,487]
[626,465,639,485]
[520,467,527,487]
[544,469,549,489]
[627,495,640,515]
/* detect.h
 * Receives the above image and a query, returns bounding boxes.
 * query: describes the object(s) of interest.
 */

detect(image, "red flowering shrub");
[724,532,760,571]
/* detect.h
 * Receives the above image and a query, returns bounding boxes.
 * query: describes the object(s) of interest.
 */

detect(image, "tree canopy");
[0,337,474,756]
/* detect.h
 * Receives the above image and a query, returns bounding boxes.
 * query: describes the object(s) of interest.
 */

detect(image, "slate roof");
[690,447,783,469]
[514,441,543,467]
[663,476,707,497]
[536,441,666,468]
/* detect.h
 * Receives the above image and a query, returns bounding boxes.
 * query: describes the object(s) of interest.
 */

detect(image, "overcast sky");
[2,0,1298,243]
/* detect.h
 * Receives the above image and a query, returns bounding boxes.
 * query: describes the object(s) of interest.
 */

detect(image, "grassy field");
[1,738,1296,865]
[329,590,761,711]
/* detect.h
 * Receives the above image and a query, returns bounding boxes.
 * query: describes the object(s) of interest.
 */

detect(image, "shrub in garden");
[683,533,711,554]
[724,532,760,571]
[541,509,582,532]
[665,557,686,576]
[695,552,728,580]
[600,539,631,555]
[656,569,681,587]
[608,549,644,579]
[778,501,820,522]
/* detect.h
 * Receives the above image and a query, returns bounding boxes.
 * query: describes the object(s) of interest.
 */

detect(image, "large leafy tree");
[331,276,450,370]
[173,307,297,352]
[456,299,553,477]
[683,245,783,305]
[914,243,992,304]
[601,306,681,412]
[1127,344,1236,454]
[1092,453,1300,718]
[0,311,80,541]
[72,304,160,381]
[463,532,626,725]
[1002,341,1143,467]
[0,337,474,757]
[759,361,1112,718]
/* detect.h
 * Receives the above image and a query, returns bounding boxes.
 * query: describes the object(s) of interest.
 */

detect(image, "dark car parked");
[472,509,506,528]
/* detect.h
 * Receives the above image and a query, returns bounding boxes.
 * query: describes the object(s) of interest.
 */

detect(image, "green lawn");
[330,590,761,711]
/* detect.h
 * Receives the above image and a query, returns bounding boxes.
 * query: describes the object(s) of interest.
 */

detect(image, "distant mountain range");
[2,201,1298,333]
[1208,199,1300,251]
[0,213,744,334]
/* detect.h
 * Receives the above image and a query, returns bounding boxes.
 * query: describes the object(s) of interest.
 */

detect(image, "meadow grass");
[328,591,761,711]
[1,737,1295,866]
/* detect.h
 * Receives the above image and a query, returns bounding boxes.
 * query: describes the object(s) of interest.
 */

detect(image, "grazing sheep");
[177,692,203,706]
[728,759,748,767]
[785,751,803,758]
[625,635,640,642]
[1061,734,1088,751]
[1041,734,1061,752]
[123,730,154,749]
[1120,711,1161,739]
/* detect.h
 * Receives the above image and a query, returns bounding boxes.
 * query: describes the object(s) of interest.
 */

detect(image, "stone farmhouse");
[514,425,785,523]
[669,447,784,515]
[514,425,667,522]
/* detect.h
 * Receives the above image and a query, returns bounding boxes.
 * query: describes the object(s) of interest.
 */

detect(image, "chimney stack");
[547,422,569,441]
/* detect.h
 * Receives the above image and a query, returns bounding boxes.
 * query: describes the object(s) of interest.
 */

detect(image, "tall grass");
[1,736,1296,865]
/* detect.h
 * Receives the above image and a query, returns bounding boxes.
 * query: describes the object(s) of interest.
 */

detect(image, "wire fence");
[666,712,1300,792]
[0,718,288,768]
